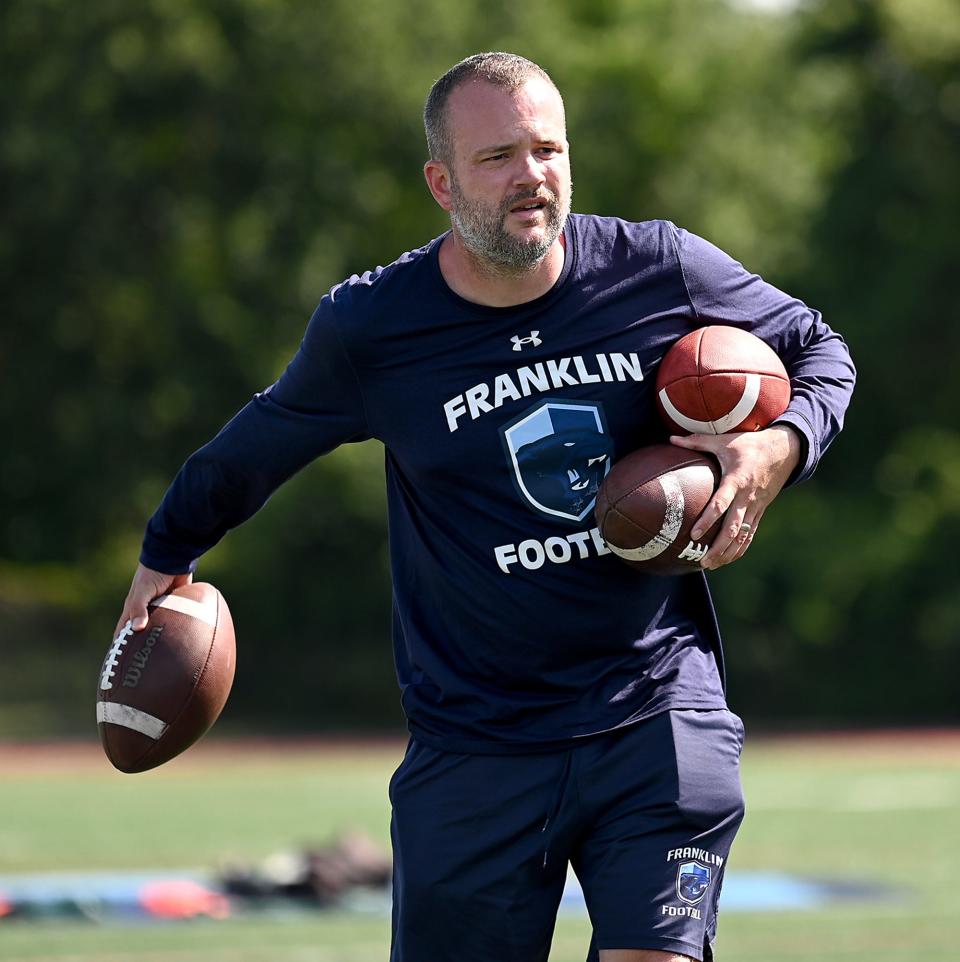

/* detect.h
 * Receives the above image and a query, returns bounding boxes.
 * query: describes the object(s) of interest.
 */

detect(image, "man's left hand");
[669,425,802,570]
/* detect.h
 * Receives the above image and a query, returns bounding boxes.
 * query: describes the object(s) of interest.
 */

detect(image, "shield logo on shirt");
[500,400,613,523]
[677,861,712,905]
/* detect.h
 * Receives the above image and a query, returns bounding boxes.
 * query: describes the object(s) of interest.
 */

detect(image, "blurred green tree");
[712,0,960,725]
[1,0,953,734]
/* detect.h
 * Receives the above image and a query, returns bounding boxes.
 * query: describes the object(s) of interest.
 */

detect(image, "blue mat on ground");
[0,868,900,922]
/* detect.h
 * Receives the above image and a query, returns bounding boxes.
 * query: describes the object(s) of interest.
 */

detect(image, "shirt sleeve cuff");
[139,534,201,576]
[771,412,818,487]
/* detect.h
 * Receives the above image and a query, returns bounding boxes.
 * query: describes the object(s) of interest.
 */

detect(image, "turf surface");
[1,733,959,960]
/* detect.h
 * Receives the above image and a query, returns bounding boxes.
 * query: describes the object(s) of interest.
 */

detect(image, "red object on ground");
[138,879,230,919]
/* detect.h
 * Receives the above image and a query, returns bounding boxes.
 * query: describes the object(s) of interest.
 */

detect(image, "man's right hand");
[114,564,193,637]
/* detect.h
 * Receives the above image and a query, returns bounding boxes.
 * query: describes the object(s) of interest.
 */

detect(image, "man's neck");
[438,231,566,308]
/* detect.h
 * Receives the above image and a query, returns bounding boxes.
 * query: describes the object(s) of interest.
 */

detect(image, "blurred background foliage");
[1,0,957,735]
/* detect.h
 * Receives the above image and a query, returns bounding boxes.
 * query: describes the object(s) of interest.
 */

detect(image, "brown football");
[97,582,235,773]
[595,445,722,576]
[656,325,790,434]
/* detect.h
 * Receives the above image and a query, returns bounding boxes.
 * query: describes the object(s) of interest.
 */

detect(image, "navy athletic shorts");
[389,708,745,962]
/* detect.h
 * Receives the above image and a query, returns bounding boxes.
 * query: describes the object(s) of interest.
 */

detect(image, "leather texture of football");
[656,325,790,434]
[97,582,235,773]
[595,445,723,575]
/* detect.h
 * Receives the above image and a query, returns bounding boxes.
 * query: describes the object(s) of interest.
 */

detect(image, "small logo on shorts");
[677,861,711,905]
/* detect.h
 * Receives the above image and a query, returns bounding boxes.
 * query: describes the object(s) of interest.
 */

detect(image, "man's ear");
[424,159,453,212]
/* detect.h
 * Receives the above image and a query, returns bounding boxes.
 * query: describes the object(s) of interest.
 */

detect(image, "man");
[117,53,855,961]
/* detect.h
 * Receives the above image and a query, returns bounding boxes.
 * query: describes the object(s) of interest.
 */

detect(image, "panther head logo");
[677,861,712,905]
[502,401,613,523]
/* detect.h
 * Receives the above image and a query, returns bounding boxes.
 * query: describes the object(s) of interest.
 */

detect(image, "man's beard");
[449,176,571,274]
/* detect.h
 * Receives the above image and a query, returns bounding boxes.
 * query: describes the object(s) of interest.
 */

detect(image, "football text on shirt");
[443,353,644,432]
[494,527,611,574]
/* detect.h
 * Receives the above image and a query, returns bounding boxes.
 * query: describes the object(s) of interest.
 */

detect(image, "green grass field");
[1,732,959,961]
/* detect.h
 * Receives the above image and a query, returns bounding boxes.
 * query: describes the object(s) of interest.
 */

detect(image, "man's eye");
[485,153,507,162]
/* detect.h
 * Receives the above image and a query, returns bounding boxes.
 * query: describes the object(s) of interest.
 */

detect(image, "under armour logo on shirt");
[511,331,542,351]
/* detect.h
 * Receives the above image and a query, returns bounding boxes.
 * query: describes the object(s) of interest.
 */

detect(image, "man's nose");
[513,152,546,189]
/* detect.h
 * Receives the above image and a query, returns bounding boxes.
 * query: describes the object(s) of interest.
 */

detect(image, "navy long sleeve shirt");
[141,216,855,753]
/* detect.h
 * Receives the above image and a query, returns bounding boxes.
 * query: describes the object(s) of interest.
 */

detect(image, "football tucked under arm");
[655,326,790,436]
[595,445,723,576]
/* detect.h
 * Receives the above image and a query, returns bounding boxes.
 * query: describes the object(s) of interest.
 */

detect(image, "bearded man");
[117,52,855,962]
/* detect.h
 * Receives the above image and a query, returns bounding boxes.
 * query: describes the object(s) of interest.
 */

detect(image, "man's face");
[441,78,572,271]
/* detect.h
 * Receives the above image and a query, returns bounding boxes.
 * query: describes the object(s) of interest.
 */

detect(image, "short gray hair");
[424,52,560,166]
